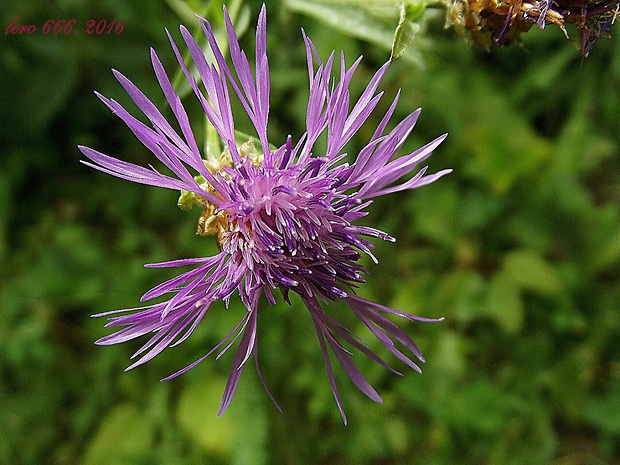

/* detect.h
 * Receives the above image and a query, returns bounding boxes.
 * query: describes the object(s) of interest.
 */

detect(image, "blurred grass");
[1,0,619,464]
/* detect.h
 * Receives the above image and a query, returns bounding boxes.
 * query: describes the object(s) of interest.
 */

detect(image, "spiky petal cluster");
[79,5,450,423]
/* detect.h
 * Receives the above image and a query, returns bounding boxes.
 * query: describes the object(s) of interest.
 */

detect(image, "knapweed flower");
[79,5,450,423]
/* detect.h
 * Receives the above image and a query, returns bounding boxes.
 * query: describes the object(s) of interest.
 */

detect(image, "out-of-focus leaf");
[551,293,586,333]
[0,171,9,261]
[176,376,236,456]
[166,0,205,24]
[512,46,575,97]
[20,222,105,304]
[436,269,486,321]
[440,378,523,434]
[584,381,620,434]
[462,86,553,193]
[285,0,395,44]
[229,377,269,465]
[551,108,617,180]
[285,0,426,66]
[410,185,460,248]
[486,270,523,333]
[82,404,154,465]
[12,47,77,135]
[502,249,562,296]
[589,227,620,275]
[434,330,467,376]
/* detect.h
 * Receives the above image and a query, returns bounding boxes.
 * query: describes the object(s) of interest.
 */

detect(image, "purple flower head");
[79,4,451,424]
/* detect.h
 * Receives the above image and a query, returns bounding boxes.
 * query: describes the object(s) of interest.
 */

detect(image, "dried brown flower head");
[445,0,619,55]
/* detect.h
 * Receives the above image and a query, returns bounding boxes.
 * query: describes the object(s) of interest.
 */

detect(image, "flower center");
[178,140,264,249]
[178,142,364,300]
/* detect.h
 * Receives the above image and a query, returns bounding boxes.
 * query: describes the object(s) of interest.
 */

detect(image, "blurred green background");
[1,0,619,464]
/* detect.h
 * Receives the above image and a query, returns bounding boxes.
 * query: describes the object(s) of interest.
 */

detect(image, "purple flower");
[79,5,450,423]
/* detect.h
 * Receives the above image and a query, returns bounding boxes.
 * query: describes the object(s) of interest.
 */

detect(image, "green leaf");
[166,0,205,24]
[584,383,620,434]
[285,0,426,66]
[229,377,269,465]
[589,224,620,276]
[285,0,394,44]
[435,269,486,322]
[434,330,467,376]
[82,404,154,465]
[175,377,236,456]
[502,249,562,296]
[486,270,524,334]
[460,74,553,193]
[391,2,422,59]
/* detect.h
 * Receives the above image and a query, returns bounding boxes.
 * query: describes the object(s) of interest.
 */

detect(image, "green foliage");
[284,0,431,67]
[1,0,619,464]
